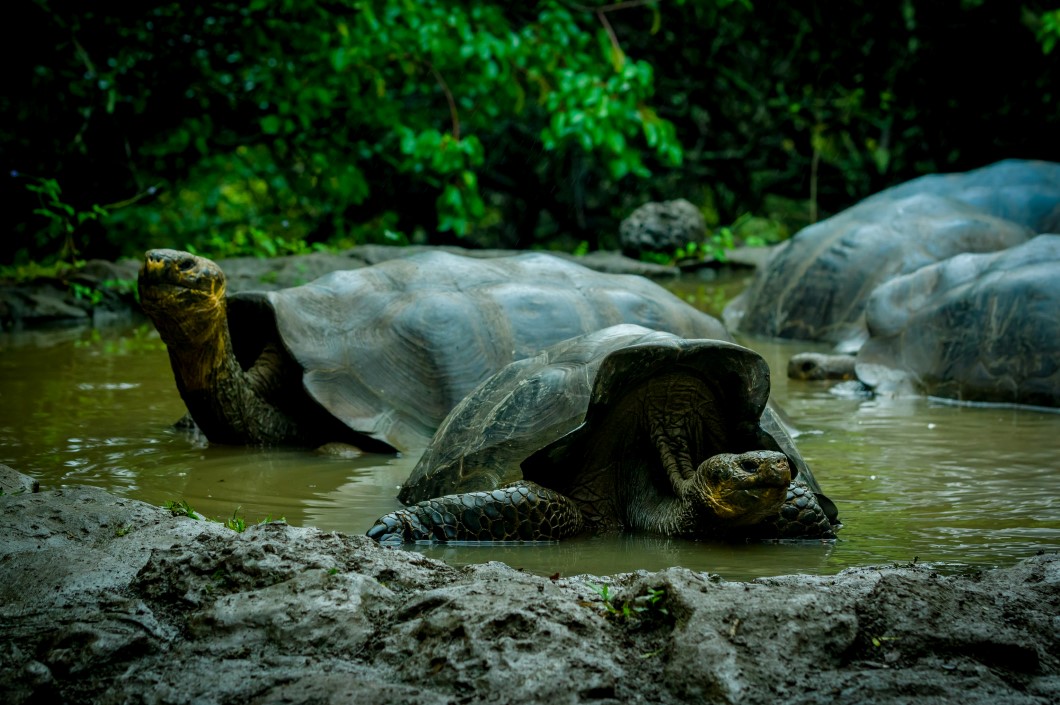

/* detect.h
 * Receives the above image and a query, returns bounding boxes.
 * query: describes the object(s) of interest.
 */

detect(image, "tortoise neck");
[165,301,240,393]
[622,469,706,535]
[165,307,260,444]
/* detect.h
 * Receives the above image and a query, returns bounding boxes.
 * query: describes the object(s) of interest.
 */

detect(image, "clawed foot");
[366,509,433,545]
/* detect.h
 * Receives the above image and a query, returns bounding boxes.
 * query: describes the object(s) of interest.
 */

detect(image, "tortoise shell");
[857,234,1060,407]
[226,251,729,452]
[398,324,837,524]
[724,193,1031,348]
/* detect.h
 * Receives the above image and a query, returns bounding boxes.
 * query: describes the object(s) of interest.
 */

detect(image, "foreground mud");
[1,465,1057,705]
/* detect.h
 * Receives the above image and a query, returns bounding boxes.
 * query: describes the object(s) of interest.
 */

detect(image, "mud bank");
[1,466,1057,705]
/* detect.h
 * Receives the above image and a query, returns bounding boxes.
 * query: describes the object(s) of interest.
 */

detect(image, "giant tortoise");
[855,234,1060,408]
[724,194,1032,348]
[138,249,729,451]
[368,324,840,542]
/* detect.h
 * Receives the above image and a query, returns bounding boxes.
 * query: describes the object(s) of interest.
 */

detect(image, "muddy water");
[2,273,1058,580]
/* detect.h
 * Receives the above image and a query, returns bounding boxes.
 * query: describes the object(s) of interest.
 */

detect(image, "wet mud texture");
[1,465,1057,705]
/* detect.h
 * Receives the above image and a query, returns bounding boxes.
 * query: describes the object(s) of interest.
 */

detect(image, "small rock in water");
[315,442,363,459]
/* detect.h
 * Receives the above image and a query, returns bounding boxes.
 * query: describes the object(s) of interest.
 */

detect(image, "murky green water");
[2,272,1058,580]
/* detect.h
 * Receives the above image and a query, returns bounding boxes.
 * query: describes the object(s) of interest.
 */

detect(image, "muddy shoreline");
[2,466,1057,705]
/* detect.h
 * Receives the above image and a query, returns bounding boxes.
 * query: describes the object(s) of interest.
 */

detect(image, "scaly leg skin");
[752,481,838,539]
[367,481,585,544]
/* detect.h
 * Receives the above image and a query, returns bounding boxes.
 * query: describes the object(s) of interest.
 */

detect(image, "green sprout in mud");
[225,508,248,533]
[161,499,284,532]
[163,499,201,519]
[587,582,670,621]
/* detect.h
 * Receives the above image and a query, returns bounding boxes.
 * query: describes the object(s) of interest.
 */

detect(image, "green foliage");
[637,224,742,266]
[18,174,108,264]
[69,281,103,305]
[224,509,248,533]
[7,1,1060,263]
[1035,8,1060,53]
[9,1,686,260]
[0,259,78,283]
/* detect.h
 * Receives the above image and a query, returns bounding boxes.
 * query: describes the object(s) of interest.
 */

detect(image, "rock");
[724,194,1032,347]
[620,199,707,259]
[787,352,858,381]
[0,258,141,331]
[0,464,39,494]
[0,284,91,330]
[2,468,1058,705]
[857,234,1060,407]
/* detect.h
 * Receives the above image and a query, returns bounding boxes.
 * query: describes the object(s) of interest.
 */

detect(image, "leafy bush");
[5,1,1059,266]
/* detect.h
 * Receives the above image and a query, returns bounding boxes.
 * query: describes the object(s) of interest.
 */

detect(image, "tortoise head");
[138,249,229,347]
[690,450,791,526]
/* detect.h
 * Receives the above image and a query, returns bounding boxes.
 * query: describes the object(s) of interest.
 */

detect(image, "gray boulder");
[620,199,706,258]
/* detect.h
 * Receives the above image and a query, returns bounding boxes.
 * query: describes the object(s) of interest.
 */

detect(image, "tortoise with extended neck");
[368,325,839,542]
[138,249,730,451]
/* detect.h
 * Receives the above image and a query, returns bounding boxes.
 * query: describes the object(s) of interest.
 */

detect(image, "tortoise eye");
[178,258,196,271]
[739,458,760,473]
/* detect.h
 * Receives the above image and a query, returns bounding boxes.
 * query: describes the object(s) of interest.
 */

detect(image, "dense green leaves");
[4,1,1059,265]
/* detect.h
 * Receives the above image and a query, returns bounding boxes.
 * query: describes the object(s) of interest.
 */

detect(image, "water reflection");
[1,299,1059,580]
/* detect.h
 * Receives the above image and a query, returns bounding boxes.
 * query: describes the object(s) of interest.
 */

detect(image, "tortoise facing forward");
[368,325,840,542]
[138,249,729,451]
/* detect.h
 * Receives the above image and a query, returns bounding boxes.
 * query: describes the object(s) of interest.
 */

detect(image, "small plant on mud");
[587,582,672,624]
[160,500,283,530]
[163,499,201,520]
[225,509,248,533]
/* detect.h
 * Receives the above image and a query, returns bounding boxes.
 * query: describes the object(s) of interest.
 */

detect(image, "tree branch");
[428,63,460,141]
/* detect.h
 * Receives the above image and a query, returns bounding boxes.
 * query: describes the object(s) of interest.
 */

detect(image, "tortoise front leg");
[367,481,585,544]
[754,481,838,539]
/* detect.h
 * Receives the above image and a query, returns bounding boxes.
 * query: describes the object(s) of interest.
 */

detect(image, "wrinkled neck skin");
[567,374,786,536]
[155,296,305,446]
[620,450,789,536]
